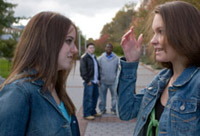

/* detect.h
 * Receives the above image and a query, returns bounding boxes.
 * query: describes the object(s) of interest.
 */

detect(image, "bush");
[0,58,11,78]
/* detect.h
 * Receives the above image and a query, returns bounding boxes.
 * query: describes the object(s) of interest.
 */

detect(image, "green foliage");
[97,2,136,55]
[0,0,19,35]
[100,2,136,43]
[112,42,123,56]
[0,39,17,59]
[0,58,11,78]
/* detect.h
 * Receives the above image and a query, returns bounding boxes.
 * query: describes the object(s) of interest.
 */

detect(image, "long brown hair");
[154,1,200,68]
[1,11,77,115]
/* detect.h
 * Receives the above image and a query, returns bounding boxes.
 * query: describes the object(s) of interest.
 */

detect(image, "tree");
[0,39,17,60]
[0,0,19,35]
[98,2,136,55]
[100,3,136,43]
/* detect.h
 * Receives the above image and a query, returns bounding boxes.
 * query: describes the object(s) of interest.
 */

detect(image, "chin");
[156,58,164,62]
[58,65,71,71]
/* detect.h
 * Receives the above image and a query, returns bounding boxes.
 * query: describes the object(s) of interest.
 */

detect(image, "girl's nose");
[72,45,78,54]
[150,34,158,46]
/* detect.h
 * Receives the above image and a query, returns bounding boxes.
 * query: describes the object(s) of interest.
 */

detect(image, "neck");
[106,52,112,55]
[49,86,61,105]
[171,61,186,82]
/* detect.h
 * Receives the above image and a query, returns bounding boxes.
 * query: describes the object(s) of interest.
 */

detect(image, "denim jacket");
[0,77,80,136]
[117,60,200,136]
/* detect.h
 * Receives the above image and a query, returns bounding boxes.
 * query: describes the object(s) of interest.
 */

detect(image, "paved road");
[67,61,159,136]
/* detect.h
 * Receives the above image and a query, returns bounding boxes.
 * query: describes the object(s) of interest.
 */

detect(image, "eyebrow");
[152,26,164,31]
[66,36,74,39]
[156,26,164,29]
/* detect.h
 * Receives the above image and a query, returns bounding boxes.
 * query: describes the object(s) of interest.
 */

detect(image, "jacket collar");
[158,66,199,87]
[31,79,44,86]
[36,85,68,121]
[26,70,64,118]
[173,66,199,87]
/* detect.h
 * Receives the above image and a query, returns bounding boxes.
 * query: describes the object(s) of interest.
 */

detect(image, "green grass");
[0,58,11,78]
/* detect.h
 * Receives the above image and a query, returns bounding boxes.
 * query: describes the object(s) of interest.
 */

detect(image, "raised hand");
[121,26,143,62]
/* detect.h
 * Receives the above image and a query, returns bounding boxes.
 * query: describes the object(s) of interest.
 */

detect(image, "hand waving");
[121,26,143,62]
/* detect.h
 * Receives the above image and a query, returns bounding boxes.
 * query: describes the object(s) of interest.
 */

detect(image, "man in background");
[80,43,101,120]
[98,43,119,115]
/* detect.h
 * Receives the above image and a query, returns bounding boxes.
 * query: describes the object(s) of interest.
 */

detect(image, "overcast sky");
[7,0,139,39]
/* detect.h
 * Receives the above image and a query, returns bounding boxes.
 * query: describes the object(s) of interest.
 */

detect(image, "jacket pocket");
[170,99,197,133]
[141,86,157,108]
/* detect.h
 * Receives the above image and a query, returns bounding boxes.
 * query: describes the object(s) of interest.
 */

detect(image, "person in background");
[117,1,200,136]
[0,11,80,136]
[80,43,101,120]
[98,43,119,115]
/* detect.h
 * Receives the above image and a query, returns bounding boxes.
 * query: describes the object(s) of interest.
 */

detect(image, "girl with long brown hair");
[0,11,80,136]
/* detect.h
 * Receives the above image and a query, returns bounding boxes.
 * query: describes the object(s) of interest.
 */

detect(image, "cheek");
[159,36,165,45]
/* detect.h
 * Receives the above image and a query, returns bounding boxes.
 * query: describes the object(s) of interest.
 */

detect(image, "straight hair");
[1,12,77,115]
[154,1,200,68]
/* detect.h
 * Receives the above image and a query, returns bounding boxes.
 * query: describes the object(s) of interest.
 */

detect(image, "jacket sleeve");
[0,83,29,136]
[80,57,90,83]
[116,59,144,121]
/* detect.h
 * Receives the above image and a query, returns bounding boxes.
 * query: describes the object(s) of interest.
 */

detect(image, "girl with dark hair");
[117,1,200,136]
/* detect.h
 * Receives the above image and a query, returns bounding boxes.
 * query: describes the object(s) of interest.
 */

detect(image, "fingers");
[138,34,143,47]
[121,27,134,46]
[120,37,126,45]
[122,29,132,40]
[121,26,143,48]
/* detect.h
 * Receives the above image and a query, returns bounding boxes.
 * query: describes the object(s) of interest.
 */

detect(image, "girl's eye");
[65,39,73,44]
[158,29,164,34]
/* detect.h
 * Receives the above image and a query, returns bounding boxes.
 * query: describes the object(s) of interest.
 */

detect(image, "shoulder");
[98,53,105,60]
[1,78,40,97]
[81,53,92,60]
[189,67,200,83]
[0,79,31,103]
[150,68,171,83]
[81,53,87,59]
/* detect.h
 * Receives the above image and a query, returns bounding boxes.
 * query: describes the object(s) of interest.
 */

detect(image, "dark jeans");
[83,82,99,117]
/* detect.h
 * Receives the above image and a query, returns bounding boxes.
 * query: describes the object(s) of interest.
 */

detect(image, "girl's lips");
[155,48,163,51]
[155,48,164,55]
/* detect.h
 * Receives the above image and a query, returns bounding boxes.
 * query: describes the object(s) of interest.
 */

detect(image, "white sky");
[6,0,139,39]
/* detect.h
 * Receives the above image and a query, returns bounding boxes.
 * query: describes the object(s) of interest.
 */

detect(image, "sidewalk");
[67,61,159,136]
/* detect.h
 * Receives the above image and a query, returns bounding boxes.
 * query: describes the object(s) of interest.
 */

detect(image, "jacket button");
[180,105,185,111]
[148,87,153,90]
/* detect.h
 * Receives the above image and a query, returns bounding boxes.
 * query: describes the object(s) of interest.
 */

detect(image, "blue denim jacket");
[0,77,80,136]
[117,60,200,136]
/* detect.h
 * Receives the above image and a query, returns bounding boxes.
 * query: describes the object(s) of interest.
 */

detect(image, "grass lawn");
[0,58,11,78]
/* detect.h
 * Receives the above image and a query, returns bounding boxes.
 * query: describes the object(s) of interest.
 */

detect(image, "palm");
[121,27,143,62]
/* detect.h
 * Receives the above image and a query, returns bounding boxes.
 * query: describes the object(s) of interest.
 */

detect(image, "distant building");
[0,34,13,40]
[0,25,24,41]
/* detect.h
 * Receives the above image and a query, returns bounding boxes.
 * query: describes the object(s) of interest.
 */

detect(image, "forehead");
[67,25,76,37]
[152,14,165,29]
[88,45,95,48]
[106,44,113,48]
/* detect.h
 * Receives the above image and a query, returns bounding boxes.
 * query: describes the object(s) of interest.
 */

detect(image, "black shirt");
[143,97,164,136]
